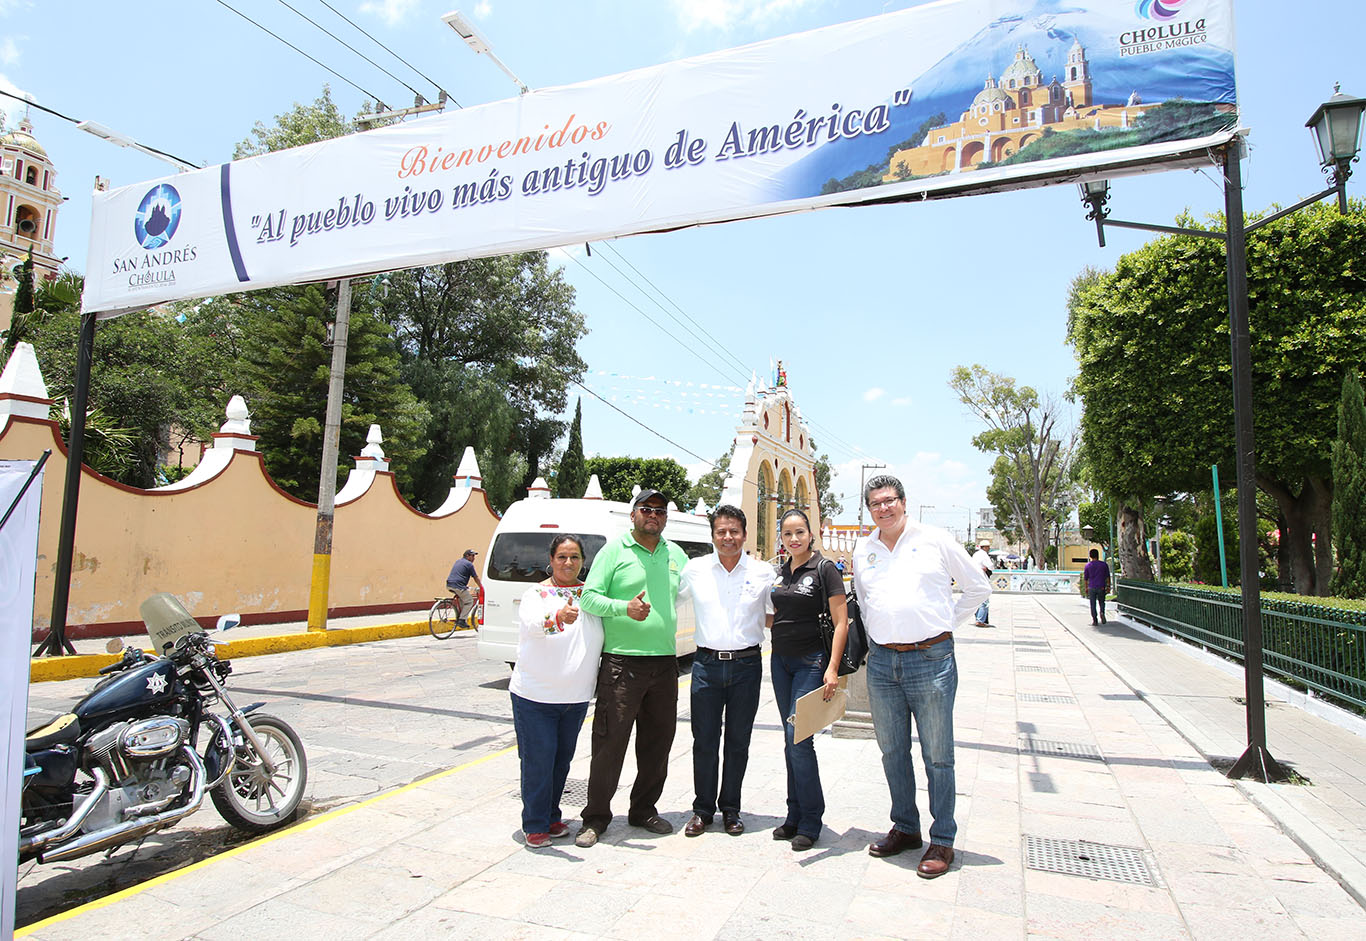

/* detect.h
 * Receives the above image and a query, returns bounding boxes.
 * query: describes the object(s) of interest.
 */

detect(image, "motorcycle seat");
[26,713,81,751]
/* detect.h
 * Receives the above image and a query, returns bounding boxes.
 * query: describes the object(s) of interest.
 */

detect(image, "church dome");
[1001,45,1043,87]
[1,121,47,158]
[972,77,1013,112]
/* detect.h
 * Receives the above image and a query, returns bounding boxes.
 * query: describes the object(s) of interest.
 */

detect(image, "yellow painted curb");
[29,620,472,683]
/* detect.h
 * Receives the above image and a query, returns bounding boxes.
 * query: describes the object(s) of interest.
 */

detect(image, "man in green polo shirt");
[575,488,688,848]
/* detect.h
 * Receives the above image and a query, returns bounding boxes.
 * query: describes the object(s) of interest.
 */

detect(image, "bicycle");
[429,594,476,639]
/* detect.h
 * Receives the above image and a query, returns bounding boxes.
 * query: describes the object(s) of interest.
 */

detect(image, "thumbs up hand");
[627,589,651,621]
[559,592,580,625]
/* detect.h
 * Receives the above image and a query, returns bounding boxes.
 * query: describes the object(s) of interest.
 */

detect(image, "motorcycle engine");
[81,717,194,830]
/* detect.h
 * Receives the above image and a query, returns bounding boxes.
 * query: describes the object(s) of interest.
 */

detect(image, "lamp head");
[1306,84,1365,179]
[442,10,491,54]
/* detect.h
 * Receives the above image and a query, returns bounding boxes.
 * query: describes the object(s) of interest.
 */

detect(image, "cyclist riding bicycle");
[446,548,484,621]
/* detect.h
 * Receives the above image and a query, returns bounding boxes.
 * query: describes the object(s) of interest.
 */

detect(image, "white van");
[477,497,714,665]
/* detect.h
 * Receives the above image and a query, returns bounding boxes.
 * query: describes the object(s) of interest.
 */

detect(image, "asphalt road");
[18,630,516,928]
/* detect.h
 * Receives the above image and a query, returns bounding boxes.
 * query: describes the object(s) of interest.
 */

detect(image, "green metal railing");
[1116,580,1366,712]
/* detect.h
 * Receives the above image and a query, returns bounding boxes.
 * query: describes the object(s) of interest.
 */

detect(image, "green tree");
[1,249,36,360]
[556,398,588,499]
[1159,530,1197,583]
[812,449,842,522]
[232,285,428,499]
[1068,201,1366,595]
[951,364,1077,565]
[1331,370,1366,597]
[1193,508,1236,586]
[685,443,733,511]
[584,456,691,505]
[234,86,354,158]
[378,256,586,511]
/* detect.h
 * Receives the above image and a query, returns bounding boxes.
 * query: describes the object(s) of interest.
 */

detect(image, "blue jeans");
[770,650,826,839]
[866,638,958,847]
[974,600,989,624]
[1088,588,1107,622]
[690,651,762,818]
[511,692,589,834]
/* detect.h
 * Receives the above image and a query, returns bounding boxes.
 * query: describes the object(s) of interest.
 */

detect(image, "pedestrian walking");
[971,540,993,626]
[1084,548,1112,624]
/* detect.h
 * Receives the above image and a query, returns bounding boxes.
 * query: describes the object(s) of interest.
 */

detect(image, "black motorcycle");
[21,594,308,864]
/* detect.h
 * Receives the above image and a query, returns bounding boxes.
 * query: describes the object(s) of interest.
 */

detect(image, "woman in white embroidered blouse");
[510,534,603,849]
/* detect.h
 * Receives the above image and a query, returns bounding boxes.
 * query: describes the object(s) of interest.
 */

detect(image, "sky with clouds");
[1,0,1360,536]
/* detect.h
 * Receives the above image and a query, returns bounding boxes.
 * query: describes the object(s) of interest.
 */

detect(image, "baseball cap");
[463,548,478,557]
[631,489,666,509]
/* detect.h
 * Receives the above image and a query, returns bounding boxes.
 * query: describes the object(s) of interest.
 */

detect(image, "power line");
[0,90,201,169]
[274,0,424,101]
[213,0,388,109]
[317,0,456,107]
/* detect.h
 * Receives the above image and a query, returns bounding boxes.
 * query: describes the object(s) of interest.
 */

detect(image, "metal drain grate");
[1018,693,1076,704]
[1014,640,1051,647]
[1024,835,1156,885]
[519,777,589,806]
[1018,736,1104,761]
[1015,664,1060,673]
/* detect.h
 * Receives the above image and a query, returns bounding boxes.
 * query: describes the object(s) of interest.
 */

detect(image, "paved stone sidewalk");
[18,595,1364,939]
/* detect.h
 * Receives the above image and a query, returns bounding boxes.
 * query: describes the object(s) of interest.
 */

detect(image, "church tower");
[1062,37,1093,109]
[1,114,64,284]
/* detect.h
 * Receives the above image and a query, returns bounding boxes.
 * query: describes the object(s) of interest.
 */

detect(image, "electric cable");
[274,0,424,101]
[213,0,388,108]
[0,90,201,169]
[318,0,457,107]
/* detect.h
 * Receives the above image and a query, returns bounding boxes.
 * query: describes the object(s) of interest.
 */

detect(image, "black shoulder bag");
[816,559,869,676]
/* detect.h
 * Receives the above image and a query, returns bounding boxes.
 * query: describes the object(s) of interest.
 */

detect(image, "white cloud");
[0,72,33,105]
[890,396,911,407]
[359,0,421,27]
[863,387,885,402]
[0,2,33,17]
[0,37,20,67]
[669,0,817,33]
[474,0,493,17]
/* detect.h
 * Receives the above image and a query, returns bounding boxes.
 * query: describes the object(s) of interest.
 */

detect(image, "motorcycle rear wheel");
[210,713,307,833]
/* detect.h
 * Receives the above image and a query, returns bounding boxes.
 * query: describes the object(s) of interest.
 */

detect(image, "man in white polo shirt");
[677,504,774,837]
[853,475,991,879]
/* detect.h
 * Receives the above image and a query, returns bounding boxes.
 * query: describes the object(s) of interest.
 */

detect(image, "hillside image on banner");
[82,0,1237,316]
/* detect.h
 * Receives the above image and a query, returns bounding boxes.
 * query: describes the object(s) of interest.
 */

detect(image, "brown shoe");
[917,843,955,879]
[684,814,709,838]
[868,828,923,858]
[723,813,744,836]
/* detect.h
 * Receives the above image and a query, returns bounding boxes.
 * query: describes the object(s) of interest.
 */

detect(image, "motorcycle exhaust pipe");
[19,767,110,857]
[38,746,208,864]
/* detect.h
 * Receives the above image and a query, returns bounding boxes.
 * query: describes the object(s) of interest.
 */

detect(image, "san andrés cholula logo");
[116,183,198,289]
[1121,0,1206,56]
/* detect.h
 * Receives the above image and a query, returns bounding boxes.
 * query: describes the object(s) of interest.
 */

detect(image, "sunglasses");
[636,505,668,517]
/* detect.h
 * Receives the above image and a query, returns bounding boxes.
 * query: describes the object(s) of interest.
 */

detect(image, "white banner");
[83,0,1237,315]
[1,460,44,940]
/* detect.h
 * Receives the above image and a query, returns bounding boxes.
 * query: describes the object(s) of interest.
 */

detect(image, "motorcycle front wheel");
[210,713,308,833]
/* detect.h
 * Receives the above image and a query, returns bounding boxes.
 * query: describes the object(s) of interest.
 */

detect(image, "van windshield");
[488,533,609,584]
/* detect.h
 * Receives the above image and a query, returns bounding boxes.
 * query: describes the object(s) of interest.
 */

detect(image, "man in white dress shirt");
[854,475,991,879]
[677,504,775,837]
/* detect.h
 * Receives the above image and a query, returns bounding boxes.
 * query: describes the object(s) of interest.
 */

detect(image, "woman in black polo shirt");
[769,508,848,850]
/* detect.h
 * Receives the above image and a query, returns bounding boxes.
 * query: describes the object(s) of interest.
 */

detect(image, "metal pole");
[1212,464,1229,588]
[1221,145,1284,782]
[307,279,352,631]
[36,310,96,656]
[857,462,885,534]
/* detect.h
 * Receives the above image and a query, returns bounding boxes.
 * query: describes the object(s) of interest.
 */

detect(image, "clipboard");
[790,678,848,743]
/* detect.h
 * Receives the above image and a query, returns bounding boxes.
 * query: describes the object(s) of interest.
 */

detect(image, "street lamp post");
[919,504,934,523]
[1077,87,1365,783]
[857,462,886,534]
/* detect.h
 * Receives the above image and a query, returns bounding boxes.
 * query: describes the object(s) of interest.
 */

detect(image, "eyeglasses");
[636,506,668,517]
[868,497,902,511]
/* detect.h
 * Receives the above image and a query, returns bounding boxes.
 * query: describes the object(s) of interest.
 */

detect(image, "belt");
[879,632,952,652]
[697,645,761,660]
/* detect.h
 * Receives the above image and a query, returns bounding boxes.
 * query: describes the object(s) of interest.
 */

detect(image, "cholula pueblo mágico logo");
[1121,0,1207,56]
[117,183,197,289]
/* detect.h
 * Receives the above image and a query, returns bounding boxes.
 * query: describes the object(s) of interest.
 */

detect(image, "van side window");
[488,533,608,584]
[677,540,712,560]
